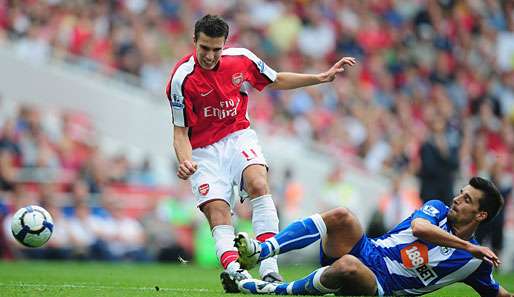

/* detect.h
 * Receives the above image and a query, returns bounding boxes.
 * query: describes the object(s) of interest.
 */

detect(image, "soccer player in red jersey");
[165,14,357,292]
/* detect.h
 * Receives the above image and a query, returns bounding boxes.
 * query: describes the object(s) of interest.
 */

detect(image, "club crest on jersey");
[422,205,439,217]
[440,246,453,256]
[199,183,209,196]
[232,72,244,86]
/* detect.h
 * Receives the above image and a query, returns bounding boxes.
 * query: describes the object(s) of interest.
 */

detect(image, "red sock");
[256,232,276,243]
[220,250,239,269]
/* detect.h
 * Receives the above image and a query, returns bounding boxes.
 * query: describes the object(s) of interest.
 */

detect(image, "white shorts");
[190,128,267,209]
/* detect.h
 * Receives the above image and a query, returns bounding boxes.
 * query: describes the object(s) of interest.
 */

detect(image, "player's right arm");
[166,55,198,180]
[411,218,500,266]
[173,126,197,180]
[410,200,500,266]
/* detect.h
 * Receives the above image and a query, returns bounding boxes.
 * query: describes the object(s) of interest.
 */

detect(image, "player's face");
[194,32,225,70]
[447,185,486,225]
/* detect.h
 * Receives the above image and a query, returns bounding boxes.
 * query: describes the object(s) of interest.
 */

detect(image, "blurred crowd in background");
[0,0,513,267]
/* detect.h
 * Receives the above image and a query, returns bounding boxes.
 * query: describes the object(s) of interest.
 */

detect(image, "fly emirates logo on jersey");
[400,242,438,285]
[203,97,241,120]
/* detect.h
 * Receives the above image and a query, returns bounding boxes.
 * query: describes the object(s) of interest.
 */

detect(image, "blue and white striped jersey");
[370,200,499,296]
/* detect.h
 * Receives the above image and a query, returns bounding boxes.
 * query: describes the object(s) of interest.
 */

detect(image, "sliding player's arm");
[411,218,500,266]
[414,218,510,296]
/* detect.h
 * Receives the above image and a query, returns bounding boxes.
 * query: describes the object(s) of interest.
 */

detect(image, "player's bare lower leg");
[236,207,363,266]
[202,200,238,269]
[320,255,377,295]
[201,200,251,292]
[239,255,377,295]
[243,164,281,281]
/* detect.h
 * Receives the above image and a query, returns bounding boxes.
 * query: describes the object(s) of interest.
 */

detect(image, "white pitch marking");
[0,282,213,292]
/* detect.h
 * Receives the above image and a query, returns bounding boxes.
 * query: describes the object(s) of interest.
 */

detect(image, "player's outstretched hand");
[468,244,501,267]
[177,160,198,180]
[320,57,357,83]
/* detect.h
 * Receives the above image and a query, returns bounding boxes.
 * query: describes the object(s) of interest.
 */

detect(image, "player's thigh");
[321,208,364,258]
[229,129,269,195]
[325,255,377,296]
[191,147,234,211]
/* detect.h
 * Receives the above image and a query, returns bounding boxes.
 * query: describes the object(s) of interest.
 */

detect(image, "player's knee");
[244,177,269,197]
[332,255,360,278]
[201,201,231,226]
[328,207,354,227]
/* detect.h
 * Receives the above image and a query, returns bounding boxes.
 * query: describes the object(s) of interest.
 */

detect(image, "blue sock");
[273,267,336,295]
[259,215,324,260]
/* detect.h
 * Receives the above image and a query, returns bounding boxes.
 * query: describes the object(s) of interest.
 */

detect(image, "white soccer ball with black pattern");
[11,205,54,248]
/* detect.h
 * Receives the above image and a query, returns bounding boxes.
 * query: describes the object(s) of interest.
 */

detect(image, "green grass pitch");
[0,261,513,296]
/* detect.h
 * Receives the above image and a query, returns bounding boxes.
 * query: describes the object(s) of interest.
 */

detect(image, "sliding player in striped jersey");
[236,177,512,296]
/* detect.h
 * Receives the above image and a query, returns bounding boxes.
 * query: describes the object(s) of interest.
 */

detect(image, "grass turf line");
[0,261,513,296]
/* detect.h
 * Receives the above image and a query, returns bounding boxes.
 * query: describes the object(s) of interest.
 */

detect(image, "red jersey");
[166,48,277,149]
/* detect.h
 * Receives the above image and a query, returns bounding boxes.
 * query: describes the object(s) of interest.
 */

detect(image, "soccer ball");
[11,205,54,248]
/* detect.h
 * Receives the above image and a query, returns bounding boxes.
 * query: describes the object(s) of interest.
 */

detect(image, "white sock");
[226,261,241,274]
[259,256,279,278]
[313,266,339,293]
[310,213,327,242]
[250,194,280,278]
[212,225,238,269]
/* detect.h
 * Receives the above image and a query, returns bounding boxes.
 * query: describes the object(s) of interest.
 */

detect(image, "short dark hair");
[194,15,229,41]
[469,176,504,223]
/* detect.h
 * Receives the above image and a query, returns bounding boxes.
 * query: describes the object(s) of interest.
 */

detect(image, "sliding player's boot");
[262,271,284,284]
[238,278,279,294]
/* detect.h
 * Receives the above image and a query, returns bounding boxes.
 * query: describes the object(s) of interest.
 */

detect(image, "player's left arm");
[269,57,357,90]
[412,218,473,250]
[463,260,512,297]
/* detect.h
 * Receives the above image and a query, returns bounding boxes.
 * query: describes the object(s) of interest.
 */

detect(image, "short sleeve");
[167,89,197,127]
[463,261,500,297]
[411,200,448,225]
[244,50,277,91]
[165,56,198,127]
[166,74,197,127]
